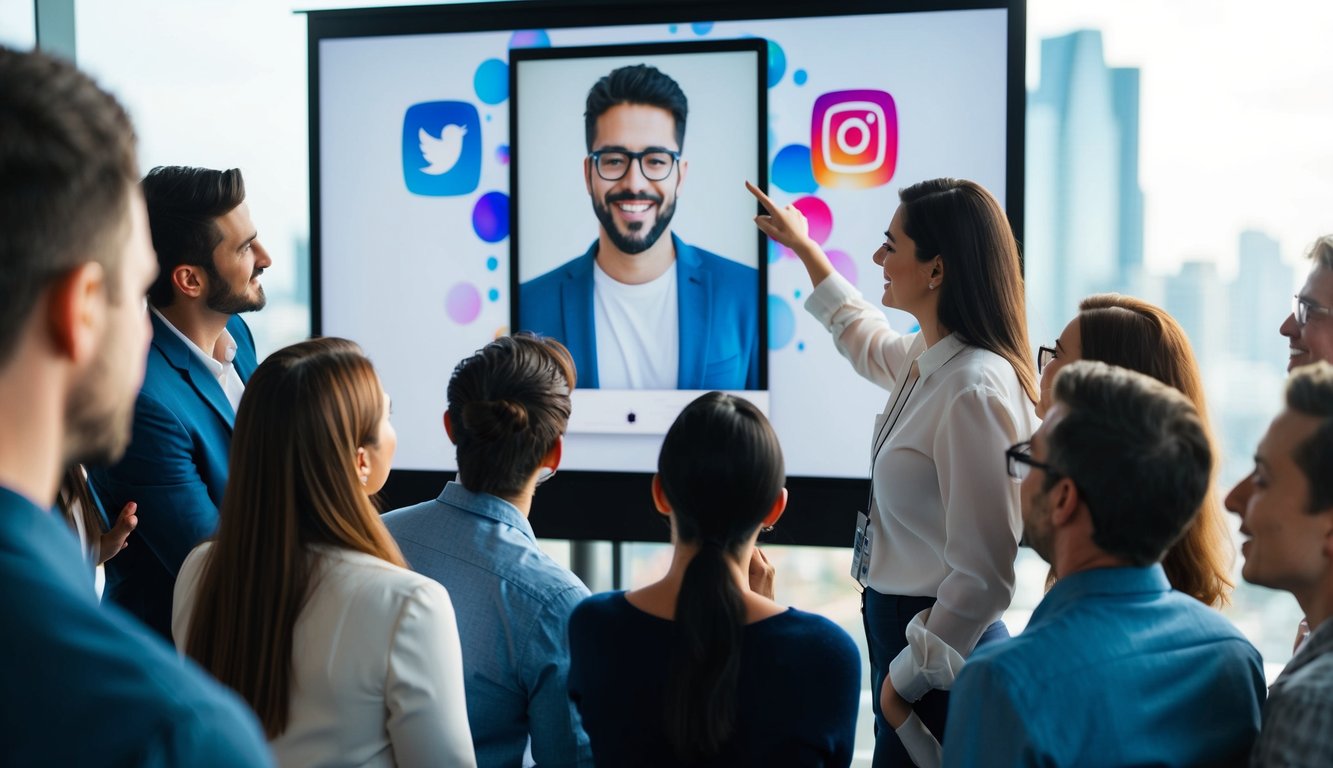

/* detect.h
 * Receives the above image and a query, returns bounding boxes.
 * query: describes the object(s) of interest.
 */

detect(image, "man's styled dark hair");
[584,64,688,152]
[142,166,246,307]
[1047,360,1212,566]
[0,47,138,367]
[447,333,576,498]
[1285,361,1333,512]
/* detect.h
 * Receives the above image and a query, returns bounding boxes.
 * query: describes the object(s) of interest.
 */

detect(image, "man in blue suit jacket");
[0,48,271,765]
[517,64,760,390]
[91,166,272,639]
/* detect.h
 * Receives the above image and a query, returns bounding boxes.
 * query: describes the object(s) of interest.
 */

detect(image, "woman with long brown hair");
[750,179,1040,767]
[172,337,476,767]
[1037,294,1234,606]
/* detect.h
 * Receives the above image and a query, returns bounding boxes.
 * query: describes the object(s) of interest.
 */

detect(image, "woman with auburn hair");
[172,337,476,767]
[567,392,861,767]
[750,178,1040,767]
[1036,294,1234,606]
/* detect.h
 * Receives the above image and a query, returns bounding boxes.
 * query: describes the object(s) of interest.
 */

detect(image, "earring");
[928,282,937,290]
[359,474,369,485]
[761,525,775,533]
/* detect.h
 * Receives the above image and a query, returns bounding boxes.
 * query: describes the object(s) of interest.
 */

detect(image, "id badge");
[850,510,872,587]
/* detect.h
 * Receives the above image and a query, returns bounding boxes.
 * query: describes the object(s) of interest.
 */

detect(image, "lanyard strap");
[866,369,919,511]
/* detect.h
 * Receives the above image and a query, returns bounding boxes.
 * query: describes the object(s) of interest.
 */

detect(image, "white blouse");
[806,272,1038,700]
[174,543,477,768]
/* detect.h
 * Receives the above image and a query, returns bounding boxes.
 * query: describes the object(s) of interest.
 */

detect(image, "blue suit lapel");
[149,311,237,429]
[560,248,599,388]
[674,234,710,390]
[226,314,258,383]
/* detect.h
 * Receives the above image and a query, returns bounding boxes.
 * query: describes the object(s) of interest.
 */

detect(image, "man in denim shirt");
[385,334,592,767]
[946,362,1264,767]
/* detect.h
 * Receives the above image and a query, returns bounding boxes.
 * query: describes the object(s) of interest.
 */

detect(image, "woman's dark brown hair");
[899,178,1039,404]
[1078,294,1233,606]
[183,337,404,737]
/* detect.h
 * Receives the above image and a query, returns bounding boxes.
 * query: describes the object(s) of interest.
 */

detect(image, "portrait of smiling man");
[518,63,760,391]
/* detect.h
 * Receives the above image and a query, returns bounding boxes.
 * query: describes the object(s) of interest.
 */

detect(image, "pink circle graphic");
[445,283,482,325]
[793,196,833,245]
[827,249,858,283]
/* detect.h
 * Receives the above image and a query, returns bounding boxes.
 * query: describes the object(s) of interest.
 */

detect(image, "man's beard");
[64,333,134,466]
[205,265,267,314]
[591,190,677,255]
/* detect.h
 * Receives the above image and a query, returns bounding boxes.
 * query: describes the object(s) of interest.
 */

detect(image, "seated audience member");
[568,392,861,767]
[173,338,476,768]
[56,465,138,596]
[945,361,1265,767]
[1282,235,1333,372]
[384,334,592,767]
[90,164,269,639]
[1226,362,1333,767]
[1037,294,1232,605]
[0,46,270,765]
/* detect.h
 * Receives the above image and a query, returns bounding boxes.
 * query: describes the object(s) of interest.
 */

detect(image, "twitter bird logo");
[403,101,481,196]
[419,124,467,175]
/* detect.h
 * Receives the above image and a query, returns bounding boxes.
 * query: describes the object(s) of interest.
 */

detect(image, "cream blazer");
[174,542,477,768]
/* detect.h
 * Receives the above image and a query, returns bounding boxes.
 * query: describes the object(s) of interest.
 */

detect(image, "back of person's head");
[447,333,575,497]
[1047,360,1211,565]
[1309,235,1333,271]
[584,64,688,152]
[142,165,245,307]
[656,392,785,762]
[1285,362,1333,512]
[0,46,137,368]
[898,178,1037,403]
[186,336,404,738]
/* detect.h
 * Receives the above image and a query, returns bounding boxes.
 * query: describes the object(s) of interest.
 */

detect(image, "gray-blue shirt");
[384,481,592,768]
[945,565,1265,767]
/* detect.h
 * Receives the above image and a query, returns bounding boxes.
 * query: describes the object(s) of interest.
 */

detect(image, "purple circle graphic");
[446,283,482,325]
[771,144,818,194]
[768,295,796,350]
[509,30,551,49]
[474,58,508,105]
[472,191,510,243]
[792,196,833,245]
[827,249,858,283]
[496,144,510,164]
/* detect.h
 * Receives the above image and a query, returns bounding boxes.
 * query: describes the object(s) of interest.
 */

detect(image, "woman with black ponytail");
[568,392,860,767]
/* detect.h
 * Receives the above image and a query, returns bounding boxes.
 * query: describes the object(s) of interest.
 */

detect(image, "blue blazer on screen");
[89,310,258,639]
[518,233,761,390]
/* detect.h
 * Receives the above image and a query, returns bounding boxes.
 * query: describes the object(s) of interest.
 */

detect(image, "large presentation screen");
[311,0,1021,543]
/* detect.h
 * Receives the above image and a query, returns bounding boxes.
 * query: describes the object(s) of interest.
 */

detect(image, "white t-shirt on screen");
[592,260,679,389]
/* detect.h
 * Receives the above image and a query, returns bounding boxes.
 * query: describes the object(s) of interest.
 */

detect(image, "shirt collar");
[1030,564,1172,624]
[150,306,237,376]
[915,332,967,380]
[437,480,535,543]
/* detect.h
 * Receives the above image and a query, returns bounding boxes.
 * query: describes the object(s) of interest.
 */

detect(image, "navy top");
[568,591,861,767]
[0,486,271,766]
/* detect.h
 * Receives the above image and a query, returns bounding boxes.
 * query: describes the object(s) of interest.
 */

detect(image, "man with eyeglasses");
[1226,362,1333,767]
[517,64,760,390]
[944,360,1264,767]
[1282,236,1333,372]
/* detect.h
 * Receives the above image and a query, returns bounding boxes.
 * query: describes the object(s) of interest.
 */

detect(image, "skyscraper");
[1025,30,1144,344]
[1229,229,1292,369]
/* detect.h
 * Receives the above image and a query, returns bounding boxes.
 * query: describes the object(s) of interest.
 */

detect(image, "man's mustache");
[604,191,663,205]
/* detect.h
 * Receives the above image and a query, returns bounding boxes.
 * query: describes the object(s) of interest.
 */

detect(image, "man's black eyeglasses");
[1005,440,1061,482]
[1037,345,1058,374]
[589,149,680,182]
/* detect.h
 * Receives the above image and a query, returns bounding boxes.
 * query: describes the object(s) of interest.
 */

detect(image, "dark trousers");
[862,589,1009,768]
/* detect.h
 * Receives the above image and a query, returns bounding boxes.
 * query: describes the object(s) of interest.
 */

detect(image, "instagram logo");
[811,90,897,189]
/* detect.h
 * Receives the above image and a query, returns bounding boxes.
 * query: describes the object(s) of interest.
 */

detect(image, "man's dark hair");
[584,64,688,152]
[0,47,138,367]
[142,166,246,307]
[1047,360,1212,566]
[1285,361,1333,512]
[447,333,576,498]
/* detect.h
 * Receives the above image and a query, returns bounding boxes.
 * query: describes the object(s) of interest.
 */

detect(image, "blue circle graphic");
[692,22,714,35]
[767,41,787,88]
[486,256,499,271]
[488,288,500,302]
[472,192,510,244]
[794,68,808,86]
[474,58,508,105]
[768,295,796,350]
[771,144,818,194]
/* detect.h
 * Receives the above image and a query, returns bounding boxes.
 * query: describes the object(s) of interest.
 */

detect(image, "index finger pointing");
[745,180,781,215]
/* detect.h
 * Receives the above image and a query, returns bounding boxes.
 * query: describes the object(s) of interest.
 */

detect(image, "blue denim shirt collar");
[1031,564,1172,626]
[437,480,536,544]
